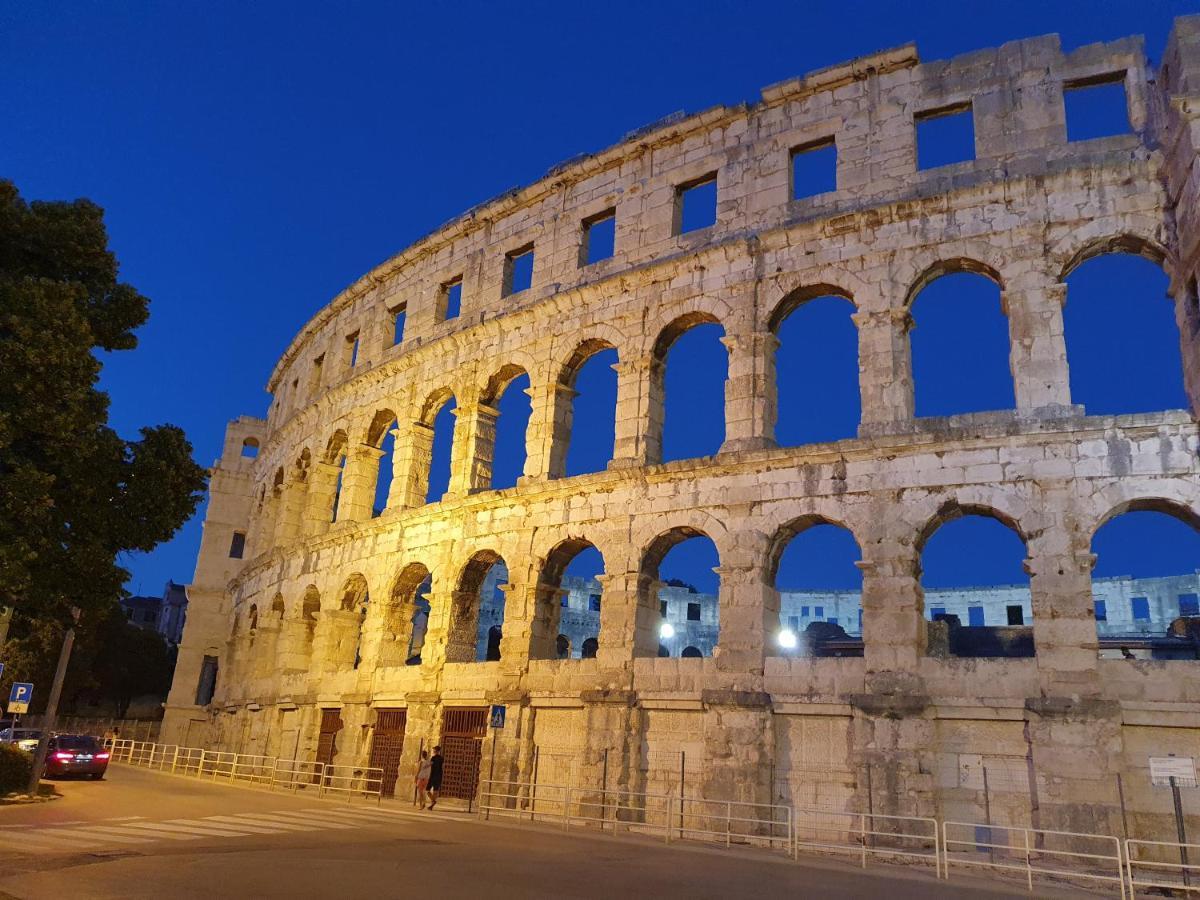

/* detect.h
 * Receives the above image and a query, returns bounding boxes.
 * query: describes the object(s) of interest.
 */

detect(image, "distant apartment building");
[118,580,189,646]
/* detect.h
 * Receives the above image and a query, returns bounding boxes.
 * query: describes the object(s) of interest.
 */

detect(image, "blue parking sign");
[8,682,33,715]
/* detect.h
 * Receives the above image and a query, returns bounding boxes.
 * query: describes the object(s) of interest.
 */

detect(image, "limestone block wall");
[162,18,1200,840]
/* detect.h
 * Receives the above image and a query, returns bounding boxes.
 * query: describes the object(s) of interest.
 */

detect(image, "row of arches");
[251,239,1188,557]
[236,497,1200,670]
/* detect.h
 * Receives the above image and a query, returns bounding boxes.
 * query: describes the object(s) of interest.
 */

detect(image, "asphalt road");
[0,765,1087,899]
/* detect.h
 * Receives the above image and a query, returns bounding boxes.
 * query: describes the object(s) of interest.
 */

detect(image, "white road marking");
[246,811,356,829]
[113,822,239,839]
[30,826,152,845]
[216,813,322,831]
[301,808,389,822]
[198,816,296,834]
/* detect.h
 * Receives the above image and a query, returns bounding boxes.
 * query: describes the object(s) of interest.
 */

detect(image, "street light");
[777,628,798,650]
[659,622,675,639]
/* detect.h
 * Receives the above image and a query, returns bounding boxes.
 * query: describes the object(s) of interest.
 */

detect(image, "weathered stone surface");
[161,18,1200,835]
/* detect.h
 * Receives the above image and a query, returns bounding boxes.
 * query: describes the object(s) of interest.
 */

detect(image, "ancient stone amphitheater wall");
[164,18,1200,833]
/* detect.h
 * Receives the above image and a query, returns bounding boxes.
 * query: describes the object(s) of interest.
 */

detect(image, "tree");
[0,180,207,628]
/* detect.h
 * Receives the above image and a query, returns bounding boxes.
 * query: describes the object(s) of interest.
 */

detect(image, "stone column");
[273,475,307,546]
[858,515,924,673]
[1004,282,1075,414]
[610,357,662,468]
[1027,517,1101,694]
[521,381,575,482]
[852,309,914,432]
[594,570,658,668]
[276,617,312,673]
[498,577,563,664]
[372,599,418,668]
[449,401,500,495]
[336,444,384,522]
[388,423,434,510]
[713,560,773,677]
[443,589,481,663]
[720,331,778,454]
[252,623,280,681]
[700,692,774,814]
[301,461,340,536]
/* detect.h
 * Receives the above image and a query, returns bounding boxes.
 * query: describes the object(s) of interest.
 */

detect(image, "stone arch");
[299,585,321,664]
[558,337,618,389]
[758,267,869,331]
[916,500,1033,658]
[323,429,349,465]
[533,536,607,660]
[639,524,722,659]
[552,337,620,479]
[1090,495,1200,540]
[1056,231,1171,282]
[380,562,433,666]
[327,573,369,671]
[270,594,285,620]
[481,362,532,490]
[415,387,458,503]
[902,256,1004,309]
[768,283,858,334]
[241,436,260,458]
[366,408,399,448]
[650,311,728,462]
[448,550,508,663]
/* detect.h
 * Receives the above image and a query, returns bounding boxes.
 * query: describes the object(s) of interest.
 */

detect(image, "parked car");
[43,734,109,779]
[0,728,43,752]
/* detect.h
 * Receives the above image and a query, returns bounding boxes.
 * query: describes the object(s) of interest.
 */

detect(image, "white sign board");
[1150,756,1197,787]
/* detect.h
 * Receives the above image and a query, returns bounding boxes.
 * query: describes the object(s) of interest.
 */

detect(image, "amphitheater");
[164,17,1200,839]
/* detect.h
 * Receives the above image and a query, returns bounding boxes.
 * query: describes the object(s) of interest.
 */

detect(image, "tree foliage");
[0,179,207,626]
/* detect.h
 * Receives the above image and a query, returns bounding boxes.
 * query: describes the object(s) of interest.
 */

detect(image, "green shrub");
[0,743,33,795]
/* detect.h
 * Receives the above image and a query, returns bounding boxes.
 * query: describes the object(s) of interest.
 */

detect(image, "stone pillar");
[276,617,312,673]
[273,475,307,546]
[700,692,774,814]
[498,577,563,664]
[859,515,924,673]
[337,444,384,522]
[251,623,280,681]
[1004,282,1075,414]
[594,570,658,668]
[720,330,778,454]
[713,559,773,677]
[610,356,662,468]
[313,609,360,673]
[388,423,434,510]
[443,590,480,663]
[372,599,418,668]
[521,381,575,482]
[301,461,340,536]
[450,402,500,495]
[853,309,914,431]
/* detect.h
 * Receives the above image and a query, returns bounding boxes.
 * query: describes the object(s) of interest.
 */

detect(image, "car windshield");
[53,735,101,751]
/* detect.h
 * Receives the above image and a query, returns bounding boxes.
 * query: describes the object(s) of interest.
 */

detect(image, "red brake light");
[53,752,74,760]
[96,752,110,759]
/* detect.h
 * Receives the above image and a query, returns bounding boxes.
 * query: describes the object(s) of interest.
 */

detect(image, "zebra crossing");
[0,805,405,854]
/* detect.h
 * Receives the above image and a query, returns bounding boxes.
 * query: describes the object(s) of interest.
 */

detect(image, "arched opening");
[641,527,720,659]
[368,409,399,517]
[1063,250,1185,414]
[247,604,259,647]
[1091,501,1200,660]
[909,265,1013,417]
[336,574,369,671]
[449,551,508,663]
[484,365,531,490]
[323,431,348,524]
[681,646,702,658]
[655,314,727,462]
[918,506,1032,658]
[581,637,598,659]
[241,437,260,459]
[561,340,618,477]
[270,594,285,621]
[556,634,571,659]
[300,586,321,661]
[771,289,860,445]
[770,518,862,657]
[422,390,457,503]
[536,539,606,660]
[381,562,431,667]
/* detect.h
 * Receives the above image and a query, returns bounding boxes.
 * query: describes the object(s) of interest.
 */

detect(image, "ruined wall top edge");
[261,23,1177,409]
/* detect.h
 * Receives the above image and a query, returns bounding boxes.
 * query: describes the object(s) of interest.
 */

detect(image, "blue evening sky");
[1,1,1195,602]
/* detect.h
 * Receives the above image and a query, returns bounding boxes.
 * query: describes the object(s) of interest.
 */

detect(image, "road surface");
[0,765,1086,899]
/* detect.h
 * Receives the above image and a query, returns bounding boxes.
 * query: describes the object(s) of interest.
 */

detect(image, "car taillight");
[53,752,74,760]
[96,752,110,759]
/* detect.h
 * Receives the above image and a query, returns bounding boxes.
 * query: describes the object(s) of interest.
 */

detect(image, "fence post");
[563,778,571,832]
[982,766,995,866]
[1023,828,1033,893]
[665,792,673,844]
[860,813,868,868]
[171,746,179,773]
[726,800,732,848]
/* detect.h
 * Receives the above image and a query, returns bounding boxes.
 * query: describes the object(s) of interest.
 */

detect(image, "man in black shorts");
[427,745,444,809]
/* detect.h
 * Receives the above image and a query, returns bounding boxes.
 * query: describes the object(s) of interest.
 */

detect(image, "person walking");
[414,751,432,809]
[427,745,444,810]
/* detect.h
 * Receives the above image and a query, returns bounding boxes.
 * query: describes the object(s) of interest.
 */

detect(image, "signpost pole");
[1172,776,1191,887]
[26,609,79,795]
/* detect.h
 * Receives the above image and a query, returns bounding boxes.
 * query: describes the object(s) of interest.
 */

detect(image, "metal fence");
[20,715,160,743]
[104,738,383,804]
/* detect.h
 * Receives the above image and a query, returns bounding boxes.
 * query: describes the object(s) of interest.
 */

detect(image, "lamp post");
[26,607,81,795]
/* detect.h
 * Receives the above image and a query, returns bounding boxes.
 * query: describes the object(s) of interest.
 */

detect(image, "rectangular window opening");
[1131,597,1151,621]
[1006,604,1025,626]
[814,606,824,618]
[503,245,535,297]
[345,331,360,368]
[229,531,246,559]
[581,209,616,266]
[1095,600,1108,622]
[788,616,799,631]
[1064,74,1129,142]
[801,605,809,617]
[675,173,718,235]
[930,606,947,620]
[392,304,407,346]
[790,138,837,200]
[1181,594,1199,617]
[915,103,975,170]
[309,355,324,395]
[967,606,985,627]
[588,594,602,613]
[660,600,668,618]
[686,602,701,622]
[441,278,463,322]
[196,655,219,706]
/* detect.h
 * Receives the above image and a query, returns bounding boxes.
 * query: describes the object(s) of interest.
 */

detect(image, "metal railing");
[794,806,940,873]
[1126,838,1200,895]
[477,780,677,841]
[102,738,381,803]
[943,821,1126,898]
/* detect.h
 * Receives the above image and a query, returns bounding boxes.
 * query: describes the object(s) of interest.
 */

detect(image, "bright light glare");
[777,628,798,649]
[659,622,675,639]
